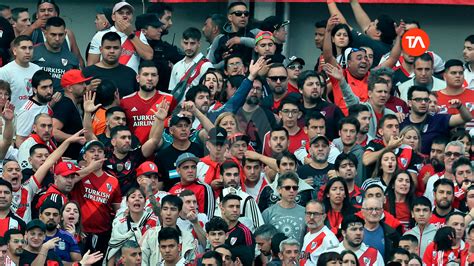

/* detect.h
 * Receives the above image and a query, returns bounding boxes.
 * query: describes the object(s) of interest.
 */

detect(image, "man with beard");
[103,125,162,194]
[88,1,153,73]
[332,117,365,186]
[254,224,278,265]
[416,136,448,196]
[3,229,25,265]
[0,180,26,237]
[261,64,291,113]
[235,78,276,153]
[298,70,344,141]
[31,17,79,92]
[39,202,81,263]
[168,27,212,95]
[348,104,373,147]
[184,85,211,129]
[83,32,138,97]
[214,160,264,231]
[429,179,456,228]
[297,135,334,194]
[300,201,338,265]
[121,60,177,144]
[328,215,384,265]
[15,70,59,147]
[401,86,471,156]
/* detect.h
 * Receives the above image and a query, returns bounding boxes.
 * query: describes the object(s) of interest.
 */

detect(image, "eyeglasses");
[281,185,299,191]
[305,211,324,217]
[412,97,430,103]
[231,11,250,17]
[362,207,382,212]
[11,239,26,244]
[287,65,303,70]
[268,76,287,82]
[280,109,299,116]
[445,151,462,158]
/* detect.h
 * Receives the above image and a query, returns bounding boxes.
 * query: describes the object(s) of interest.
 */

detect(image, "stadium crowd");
[0,0,473,265]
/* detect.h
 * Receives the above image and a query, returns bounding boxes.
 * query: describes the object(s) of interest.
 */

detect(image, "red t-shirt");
[287,82,299,94]
[70,171,122,233]
[436,88,474,130]
[395,202,411,233]
[121,91,177,144]
[329,69,369,115]
[423,242,469,266]
[169,181,215,218]
[262,127,308,156]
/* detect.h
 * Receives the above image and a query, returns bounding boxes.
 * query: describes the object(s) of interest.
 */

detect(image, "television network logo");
[402,28,430,56]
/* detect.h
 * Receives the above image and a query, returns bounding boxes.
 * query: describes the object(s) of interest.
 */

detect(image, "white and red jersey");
[15,98,53,137]
[169,181,215,219]
[11,176,40,223]
[300,226,339,266]
[242,173,268,202]
[120,91,177,144]
[112,211,159,237]
[3,254,18,266]
[117,190,169,217]
[70,171,122,233]
[177,212,208,252]
[329,242,384,266]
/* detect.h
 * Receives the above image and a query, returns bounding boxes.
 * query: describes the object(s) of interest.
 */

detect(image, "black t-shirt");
[82,64,138,97]
[350,29,391,66]
[297,163,334,193]
[155,142,204,190]
[19,249,63,266]
[0,17,14,67]
[148,39,184,92]
[52,96,83,159]
[104,149,145,195]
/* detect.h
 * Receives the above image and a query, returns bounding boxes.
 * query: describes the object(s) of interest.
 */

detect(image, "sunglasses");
[231,11,250,17]
[268,76,287,82]
[445,151,462,158]
[287,65,303,70]
[281,185,299,191]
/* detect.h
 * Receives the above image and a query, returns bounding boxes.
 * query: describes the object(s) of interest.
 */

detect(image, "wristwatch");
[128,33,135,40]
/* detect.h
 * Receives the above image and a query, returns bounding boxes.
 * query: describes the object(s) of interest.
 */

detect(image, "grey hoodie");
[332,138,366,186]
[404,223,437,258]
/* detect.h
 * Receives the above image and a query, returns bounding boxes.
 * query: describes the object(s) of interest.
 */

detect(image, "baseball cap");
[136,161,159,176]
[286,56,306,67]
[96,6,113,25]
[255,31,275,45]
[310,135,330,146]
[112,1,134,14]
[135,13,164,30]
[207,127,228,145]
[60,69,92,88]
[82,140,105,152]
[169,114,192,127]
[260,16,290,32]
[175,153,200,168]
[54,161,80,177]
[39,200,61,213]
[228,133,250,145]
[26,219,46,232]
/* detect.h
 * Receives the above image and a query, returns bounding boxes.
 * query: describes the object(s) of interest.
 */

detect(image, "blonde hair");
[214,112,242,134]
[400,126,421,152]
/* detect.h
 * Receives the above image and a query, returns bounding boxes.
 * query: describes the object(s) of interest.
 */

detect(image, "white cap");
[112,1,134,13]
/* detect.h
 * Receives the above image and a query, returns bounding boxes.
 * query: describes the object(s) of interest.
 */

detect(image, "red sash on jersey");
[179,57,209,85]
[241,177,268,202]
[119,31,140,66]
[300,232,326,266]
[30,133,57,154]
[359,247,379,266]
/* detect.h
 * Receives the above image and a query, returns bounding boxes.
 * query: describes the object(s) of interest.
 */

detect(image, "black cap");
[169,114,191,127]
[260,16,290,32]
[26,219,46,232]
[207,127,227,145]
[286,56,305,67]
[310,135,330,145]
[135,13,164,31]
[39,200,62,214]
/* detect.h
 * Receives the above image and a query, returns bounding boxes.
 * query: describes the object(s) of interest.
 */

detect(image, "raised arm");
[378,22,405,69]
[116,19,153,60]
[323,15,340,67]
[245,150,278,172]
[448,99,473,127]
[327,0,349,26]
[349,0,372,32]
[0,101,14,159]
[143,100,170,157]
[323,64,360,106]
[82,91,101,141]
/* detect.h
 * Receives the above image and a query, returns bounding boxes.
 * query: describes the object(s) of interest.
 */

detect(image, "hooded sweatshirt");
[404,223,438,258]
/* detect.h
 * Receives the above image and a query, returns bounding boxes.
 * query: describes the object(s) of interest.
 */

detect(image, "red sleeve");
[111,181,122,204]
[423,243,434,265]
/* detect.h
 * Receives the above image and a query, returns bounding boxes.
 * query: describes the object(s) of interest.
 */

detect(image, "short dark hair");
[0,80,11,100]
[110,125,130,138]
[228,1,247,12]
[407,85,429,100]
[11,7,28,22]
[338,116,360,132]
[158,227,180,244]
[341,215,364,231]
[270,126,289,139]
[182,27,201,41]
[376,14,396,45]
[404,19,421,28]
[185,85,210,102]
[452,157,472,175]
[432,136,449,147]
[101,31,121,45]
[348,104,370,117]
[314,19,328,29]
[105,106,125,118]
[138,60,158,73]
[224,54,243,70]
[278,97,300,112]
[0,5,10,12]
[221,194,242,205]
[4,229,23,243]
[368,77,389,91]
[254,224,278,240]
[444,59,464,71]
[32,70,52,88]
[209,14,226,33]
[268,63,286,72]
[414,53,434,66]
[45,16,65,29]
[468,223,474,235]
[178,189,195,198]
[146,3,173,19]
[389,248,410,262]
[202,251,223,265]
[220,160,240,176]
[399,234,419,245]
[0,178,13,193]
[297,70,321,90]
[445,211,465,224]
[13,35,33,47]
[276,150,297,168]
[305,111,326,127]
[29,143,49,157]
[205,216,229,233]
[411,196,432,211]
[334,153,358,171]
[433,178,454,193]
[377,114,398,130]
[277,171,299,188]
[95,80,117,107]
[161,195,183,212]
[466,35,474,44]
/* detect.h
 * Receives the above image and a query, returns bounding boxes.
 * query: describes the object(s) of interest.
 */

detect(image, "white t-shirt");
[15,99,52,137]
[0,61,41,110]
[88,27,149,73]
[12,176,40,223]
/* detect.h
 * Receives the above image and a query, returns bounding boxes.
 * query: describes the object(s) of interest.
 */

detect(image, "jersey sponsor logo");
[402,29,430,56]
[83,187,111,203]
[132,115,155,127]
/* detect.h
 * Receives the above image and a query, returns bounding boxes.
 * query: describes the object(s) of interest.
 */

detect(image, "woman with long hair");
[215,112,242,135]
[61,201,86,252]
[423,226,467,265]
[362,150,398,191]
[384,170,416,232]
[322,177,357,238]
[330,24,352,68]
[200,69,225,111]
[341,250,359,266]
[317,251,343,266]
[400,126,422,155]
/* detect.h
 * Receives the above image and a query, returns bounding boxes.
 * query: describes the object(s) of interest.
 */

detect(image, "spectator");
[10,7,30,37]
[0,179,26,237]
[3,229,25,265]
